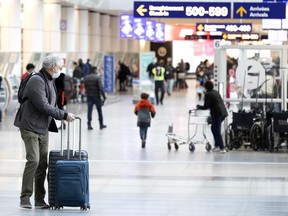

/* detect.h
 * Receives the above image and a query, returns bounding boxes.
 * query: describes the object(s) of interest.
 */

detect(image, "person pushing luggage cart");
[196,80,228,154]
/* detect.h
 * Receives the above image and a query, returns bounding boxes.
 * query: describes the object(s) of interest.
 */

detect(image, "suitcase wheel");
[80,204,88,211]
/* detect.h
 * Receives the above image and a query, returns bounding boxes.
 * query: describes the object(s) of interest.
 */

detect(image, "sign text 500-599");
[186,6,229,17]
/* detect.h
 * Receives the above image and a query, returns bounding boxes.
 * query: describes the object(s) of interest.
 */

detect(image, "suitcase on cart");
[47,117,90,210]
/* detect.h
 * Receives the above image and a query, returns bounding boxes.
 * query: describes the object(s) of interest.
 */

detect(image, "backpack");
[18,72,44,104]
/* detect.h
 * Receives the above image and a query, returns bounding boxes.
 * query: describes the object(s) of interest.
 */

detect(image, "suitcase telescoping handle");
[60,116,82,160]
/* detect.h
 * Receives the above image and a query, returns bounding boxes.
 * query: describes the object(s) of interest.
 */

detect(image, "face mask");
[52,70,61,79]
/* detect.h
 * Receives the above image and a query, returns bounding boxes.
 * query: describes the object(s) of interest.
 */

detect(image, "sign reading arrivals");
[134,1,231,19]
[234,3,286,19]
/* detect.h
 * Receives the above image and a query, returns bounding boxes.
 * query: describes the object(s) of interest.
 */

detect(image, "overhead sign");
[233,3,286,19]
[145,20,156,41]
[134,1,231,18]
[134,18,146,39]
[120,14,133,38]
[155,22,165,42]
[185,33,268,41]
[196,23,252,33]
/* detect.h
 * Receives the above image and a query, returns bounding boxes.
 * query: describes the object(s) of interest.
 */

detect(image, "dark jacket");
[14,68,67,135]
[165,64,175,80]
[54,73,67,109]
[84,73,106,100]
[73,66,83,79]
[134,99,156,127]
[197,89,228,118]
[118,63,130,81]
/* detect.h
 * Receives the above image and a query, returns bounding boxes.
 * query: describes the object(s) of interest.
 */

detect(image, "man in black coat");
[197,80,228,153]
[84,66,107,130]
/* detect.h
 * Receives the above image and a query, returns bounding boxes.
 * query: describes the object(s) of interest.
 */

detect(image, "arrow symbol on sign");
[136,4,148,16]
[236,6,247,17]
[197,24,204,32]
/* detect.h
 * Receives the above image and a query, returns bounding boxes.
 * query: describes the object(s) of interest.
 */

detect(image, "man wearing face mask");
[14,54,75,209]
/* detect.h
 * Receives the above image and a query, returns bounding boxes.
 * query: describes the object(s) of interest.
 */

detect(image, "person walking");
[117,60,130,91]
[165,57,176,96]
[84,66,107,130]
[14,54,75,209]
[196,80,228,153]
[134,92,156,148]
[151,60,166,105]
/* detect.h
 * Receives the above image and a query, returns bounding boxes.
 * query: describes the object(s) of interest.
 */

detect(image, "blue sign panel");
[155,22,165,42]
[263,0,287,2]
[134,1,231,18]
[145,20,156,41]
[120,14,133,38]
[134,18,146,40]
[196,23,252,33]
[233,3,286,19]
[104,55,114,93]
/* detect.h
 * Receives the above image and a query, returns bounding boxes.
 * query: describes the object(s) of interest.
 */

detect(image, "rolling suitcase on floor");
[47,117,89,209]
[54,117,90,210]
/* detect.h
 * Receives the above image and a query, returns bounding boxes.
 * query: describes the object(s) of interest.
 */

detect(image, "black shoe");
[88,126,93,130]
[100,125,107,130]
[20,198,32,209]
[35,200,50,209]
[142,140,146,148]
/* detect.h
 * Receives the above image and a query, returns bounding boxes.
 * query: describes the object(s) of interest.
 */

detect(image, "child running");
[134,92,156,148]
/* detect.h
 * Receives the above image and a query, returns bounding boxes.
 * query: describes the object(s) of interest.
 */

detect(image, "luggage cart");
[166,109,212,152]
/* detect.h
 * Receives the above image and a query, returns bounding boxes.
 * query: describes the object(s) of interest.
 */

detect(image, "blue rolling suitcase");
[54,117,90,210]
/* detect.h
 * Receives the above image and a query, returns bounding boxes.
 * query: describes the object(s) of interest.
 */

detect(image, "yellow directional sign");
[197,24,204,32]
[236,6,247,17]
[136,4,148,17]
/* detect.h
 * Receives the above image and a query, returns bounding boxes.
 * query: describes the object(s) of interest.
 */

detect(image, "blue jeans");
[139,127,148,140]
[154,81,165,104]
[87,97,103,127]
[211,116,225,149]
[166,79,174,95]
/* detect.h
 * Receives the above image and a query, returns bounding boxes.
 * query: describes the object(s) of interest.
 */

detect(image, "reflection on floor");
[1,80,288,216]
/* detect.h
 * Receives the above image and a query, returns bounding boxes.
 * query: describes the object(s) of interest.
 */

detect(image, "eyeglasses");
[54,65,63,71]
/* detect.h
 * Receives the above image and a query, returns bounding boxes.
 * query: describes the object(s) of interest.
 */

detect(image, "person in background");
[146,57,157,79]
[165,57,176,96]
[83,59,92,77]
[72,61,83,102]
[134,92,156,148]
[84,66,107,130]
[21,63,35,80]
[196,80,228,154]
[151,60,166,105]
[54,73,67,129]
[14,54,75,209]
[117,60,131,91]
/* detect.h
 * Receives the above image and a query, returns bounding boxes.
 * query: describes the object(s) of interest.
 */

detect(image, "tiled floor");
[1,80,288,216]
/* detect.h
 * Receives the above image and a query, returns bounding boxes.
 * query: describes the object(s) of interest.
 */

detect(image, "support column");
[75,9,88,60]
[89,12,101,58]
[100,14,111,52]
[61,6,75,53]
[111,16,120,52]
[43,0,61,52]
[0,0,21,77]
[22,0,43,69]
[0,0,21,52]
